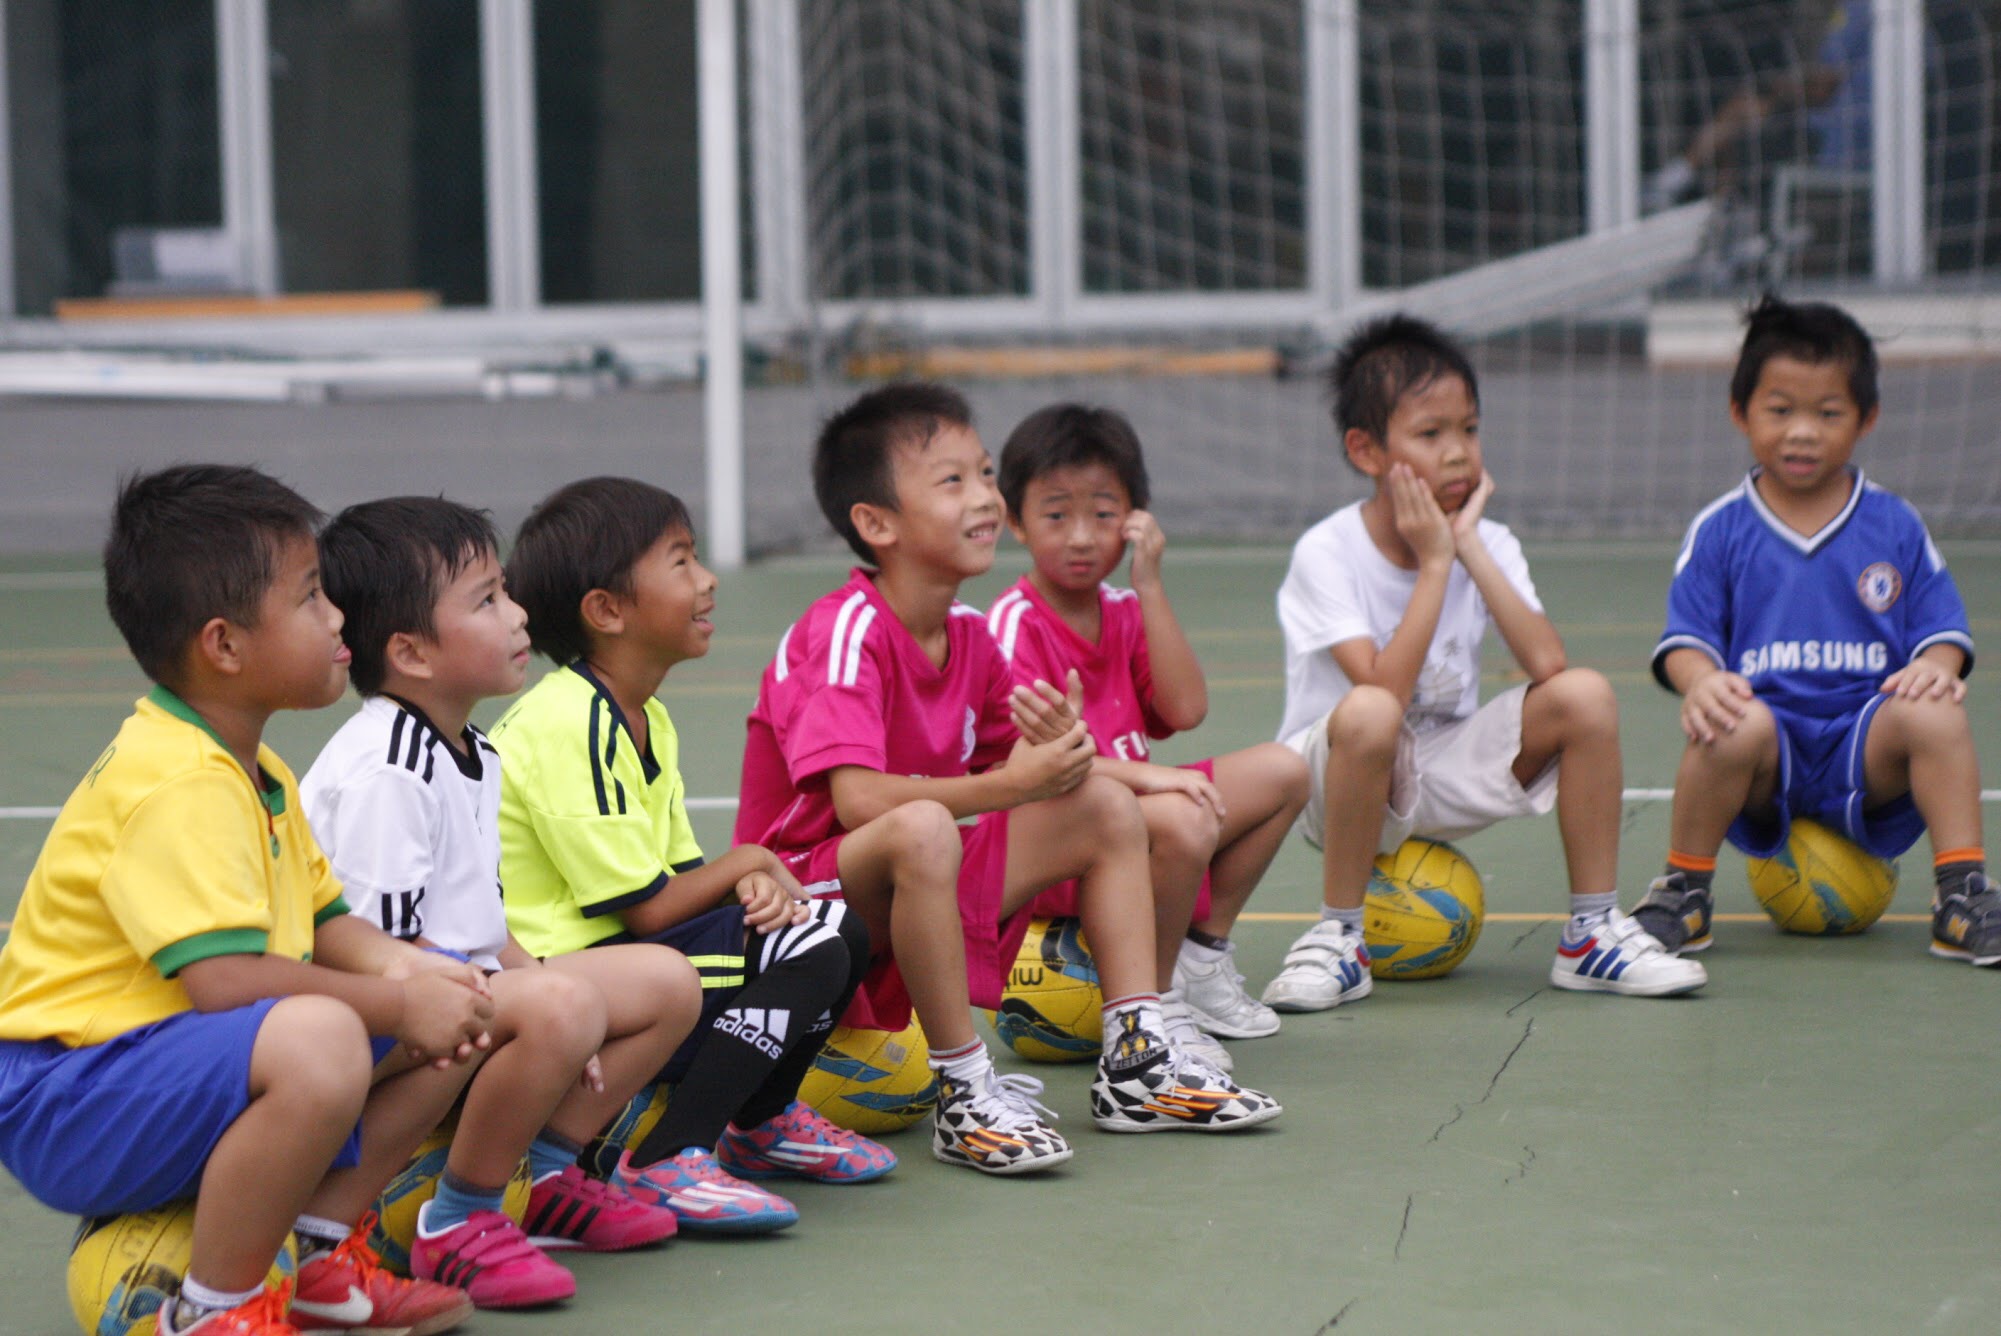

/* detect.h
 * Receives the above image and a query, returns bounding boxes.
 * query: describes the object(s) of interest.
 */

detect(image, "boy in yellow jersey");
[0,466,491,1336]
[492,478,891,1236]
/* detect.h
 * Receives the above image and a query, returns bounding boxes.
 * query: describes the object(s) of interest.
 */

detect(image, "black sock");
[734,906,871,1129]
[632,904,856,1165]
[1184,926,1230,951]
[1934,857,1985,905]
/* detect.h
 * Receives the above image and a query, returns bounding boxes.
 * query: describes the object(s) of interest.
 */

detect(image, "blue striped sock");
[528,1131,582,1183]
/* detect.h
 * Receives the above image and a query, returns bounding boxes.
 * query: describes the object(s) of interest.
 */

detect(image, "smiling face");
[1346,371,1482,512]
[618,526,719,666]
[417,546,532,703]
[240,532,350,710]
[1009,461,1132,599]
[873,422,1004,581]
[1732,353,1877,506]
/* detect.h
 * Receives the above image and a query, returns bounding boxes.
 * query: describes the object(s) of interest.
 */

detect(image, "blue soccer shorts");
[1728,695,1925,861]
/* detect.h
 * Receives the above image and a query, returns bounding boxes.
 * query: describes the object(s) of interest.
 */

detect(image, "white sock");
[929,1038,993,1088]
[1100,994,1167,1069]
[1320,905,1364,934]
[1568,891,1617,926]
[1179,936,1226,966]
[168,1277,262,1333]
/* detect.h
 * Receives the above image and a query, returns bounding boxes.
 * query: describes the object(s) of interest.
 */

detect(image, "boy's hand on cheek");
[1123,511,1166,589]
[1451,470,1496,548]
[1391,464,1456,569]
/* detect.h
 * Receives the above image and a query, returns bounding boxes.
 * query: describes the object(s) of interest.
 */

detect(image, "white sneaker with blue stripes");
[1549,910,1707,997]
[1260,919,1374,1013]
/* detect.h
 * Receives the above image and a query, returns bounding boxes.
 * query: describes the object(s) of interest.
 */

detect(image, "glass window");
[6,0,220,315]
[534,0,702,304]
[268,0,487,305]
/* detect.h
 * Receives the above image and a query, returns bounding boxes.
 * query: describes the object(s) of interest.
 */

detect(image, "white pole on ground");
[1585,0,1639,232]
[480,0,542,311]
[1871,0,1925,283]
[699,0,746,570]
[216,0,278,294]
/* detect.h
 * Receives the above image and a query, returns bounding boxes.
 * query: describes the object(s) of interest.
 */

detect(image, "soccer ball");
[990,917,1104,1062]
[799,1017,941,1134]
[68,1202,296,1336]
[370,1121,533,1275]
[581,1081,676,1178]
[1747,819,1898,935]
[1364,838,1486,980]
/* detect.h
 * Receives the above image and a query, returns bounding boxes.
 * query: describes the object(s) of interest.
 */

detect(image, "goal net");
[735,0,2001,555]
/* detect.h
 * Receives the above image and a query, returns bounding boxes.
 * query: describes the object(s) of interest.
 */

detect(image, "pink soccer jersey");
[986,577,1173,762]
[735,568,1018,855]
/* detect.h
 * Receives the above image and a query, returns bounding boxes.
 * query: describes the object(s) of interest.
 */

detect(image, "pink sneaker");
[716,1100,898,1183]
[524,1163,679,1251]
[410,1208,576,1310]
[612,1148,798,1234]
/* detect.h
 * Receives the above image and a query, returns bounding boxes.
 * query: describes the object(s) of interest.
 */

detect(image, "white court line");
[7,790,2001,821]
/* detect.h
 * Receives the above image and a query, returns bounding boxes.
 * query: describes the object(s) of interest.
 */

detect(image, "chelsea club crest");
[1856,562,1902,613]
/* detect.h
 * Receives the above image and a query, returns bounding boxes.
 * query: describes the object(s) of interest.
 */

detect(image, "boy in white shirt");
[1267,314,1707,1006]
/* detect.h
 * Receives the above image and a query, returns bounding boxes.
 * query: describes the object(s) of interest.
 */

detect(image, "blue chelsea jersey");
[1653,469,1973,720]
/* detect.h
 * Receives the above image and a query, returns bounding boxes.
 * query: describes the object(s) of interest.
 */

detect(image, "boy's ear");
[1344,426,1387,477]
[850,501,897,553]
[192,617,242,677]
[1857,403,1880,439]
[579,587,624,639]
[384,630,432,682]
[1728,399,1751,436]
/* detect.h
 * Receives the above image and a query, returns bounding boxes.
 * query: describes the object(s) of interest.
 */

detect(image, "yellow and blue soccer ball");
[799,1017,939,1134]
[582,1081,676,1178]
[990,917,1103,1062]
[370,1122,532,1275]
[1747,819,1898,935]
[68,1202,296,1336]
[1364,838,1486,979]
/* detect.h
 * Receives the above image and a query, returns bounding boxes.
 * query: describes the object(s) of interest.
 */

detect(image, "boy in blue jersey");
[1635,295,1993,965]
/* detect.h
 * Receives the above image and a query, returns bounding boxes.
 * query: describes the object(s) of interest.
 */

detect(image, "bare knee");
[879,799,960,872]
[1064,774,1147,848]
[1879,693,1972,750]
[1529,667,1619,739]
[1258,742,1312,814]
[505,968,607,1060]
[1687,696,1778,774]
[1147,793,1221,866]
[253,996,371,1116]
[1328,686,1403,760]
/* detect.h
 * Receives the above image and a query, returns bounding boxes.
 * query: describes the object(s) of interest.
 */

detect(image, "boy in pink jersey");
[736,383,1281,1174]
[989,404,1309,1070]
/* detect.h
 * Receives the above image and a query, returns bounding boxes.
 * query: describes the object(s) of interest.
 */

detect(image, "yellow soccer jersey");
[0,687,348,1047]
[491,664,706,957]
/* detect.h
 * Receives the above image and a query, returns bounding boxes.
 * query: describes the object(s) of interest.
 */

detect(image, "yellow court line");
[1237,911,1933,925]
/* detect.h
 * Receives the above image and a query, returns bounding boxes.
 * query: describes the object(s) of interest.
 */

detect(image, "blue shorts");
[1728,696,1924,861]
[591,905,749,1082]
[0,1001,381,1217]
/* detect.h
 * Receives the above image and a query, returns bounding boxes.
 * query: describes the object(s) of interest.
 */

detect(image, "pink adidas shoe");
[525,1163,679,1251]
[410,1208,576,1310]
[715,1100,898,1183]
[612,1148,798,1234]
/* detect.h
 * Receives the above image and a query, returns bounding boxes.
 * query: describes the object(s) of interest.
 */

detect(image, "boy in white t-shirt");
[1267,314,1706,1006]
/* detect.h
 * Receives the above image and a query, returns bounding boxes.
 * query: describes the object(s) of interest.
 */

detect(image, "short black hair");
[103,464,323,686]
[1326,313,1479,457]
[813,382,974,563]
[318,497,500,696]
[507,477,692,665]
[997,403,1152,519]
[1731,293,1879,417]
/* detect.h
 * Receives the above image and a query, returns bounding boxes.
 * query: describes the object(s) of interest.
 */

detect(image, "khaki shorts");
[1283,683,1558,853]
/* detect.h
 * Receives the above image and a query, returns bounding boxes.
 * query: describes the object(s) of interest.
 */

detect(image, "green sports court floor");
[2,542,1998,1335]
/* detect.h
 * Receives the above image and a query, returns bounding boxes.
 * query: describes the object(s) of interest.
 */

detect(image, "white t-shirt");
[1276,501,1541,743]
[302,695,509,969]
